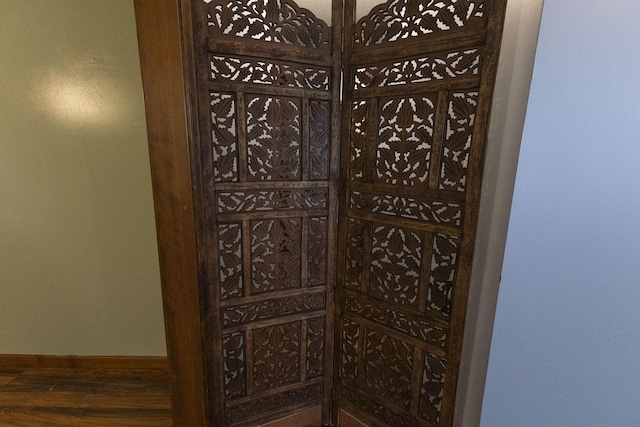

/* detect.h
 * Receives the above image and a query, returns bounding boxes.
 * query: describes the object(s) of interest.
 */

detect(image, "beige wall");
[0,1,166,356]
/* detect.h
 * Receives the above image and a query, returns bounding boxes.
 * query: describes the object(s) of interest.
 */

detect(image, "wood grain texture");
[0,355,168,370]
[133,0,206,426]
[0,367,171,427]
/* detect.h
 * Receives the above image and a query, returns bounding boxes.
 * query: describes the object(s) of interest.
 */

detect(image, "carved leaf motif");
[440,91,478,192]
[428,233,459,316]
[349,100,368,181]
[206,0,330,49]
[355,0,486,47]
[222,332,246,399]
[369,226,422,306]
[364,331,414,410]
[376,97,435,186]
[419,353,447,424]
[309,100,331,180]
[251,219,301,293]
[252,322,301,391]
[218,223,243,299]
[340,319,360,386]
[247,96,301,181]
[306,317,325,378]
[308,217,327,286]
[210,92,238,182]
[344,219,365,290]
[354,49,481,89]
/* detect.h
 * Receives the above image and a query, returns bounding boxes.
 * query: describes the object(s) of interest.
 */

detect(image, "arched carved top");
[355,0,486,47]
[205,0,331,49]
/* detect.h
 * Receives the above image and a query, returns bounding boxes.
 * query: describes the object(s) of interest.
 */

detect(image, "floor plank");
[0,367,171,427]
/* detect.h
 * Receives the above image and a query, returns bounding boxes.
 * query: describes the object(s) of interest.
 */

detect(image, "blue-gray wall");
[482,1,640,425]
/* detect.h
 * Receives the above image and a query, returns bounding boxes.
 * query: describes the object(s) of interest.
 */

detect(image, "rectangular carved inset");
[308,217,328,286]
[419,352,448,425]
[428,233,460,317]
[222,291,325,327]
[349,100,369,181]
[252,321,301,391]
[225,382,323,425]
[353,49,481,90]
[210,55,331,91]
[306,316,326,378]
[340,319,360,387]
[364,330,414,411]
[340,386,422,427]
[218,223,244,300]
[344,218,365,290]
[251,219,302,294]
[349,190,463,227]
[246,96,301,181]
[217,188,328,214]
[376,96,436,186]
[343,295,448,349]
[309,100,331,180]
[440,91,479,192]
[368,226,422,307]
[210,92,239,182]
[222,332,246,399]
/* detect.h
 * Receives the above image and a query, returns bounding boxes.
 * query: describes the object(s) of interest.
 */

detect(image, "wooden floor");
[0,366,172,426]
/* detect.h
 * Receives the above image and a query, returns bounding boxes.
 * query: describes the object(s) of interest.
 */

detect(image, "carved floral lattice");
[419,352,447,424]
[349,100,369,181]
[218,223,243,299]
[210,55,330,91]
[440,91,478,192]
[222,332,246,399]
[206,0,331,49]
[354,49,481,89]
[369,226,422,306]
[210,92,239,182]
[306,317,326,378]
[428,233,459,316]
[376,96,435,186]
[251,219,301,293]
[355,0,486,47]
[246,96,301,181]
[252,322,301,391]
[365,331,414,410]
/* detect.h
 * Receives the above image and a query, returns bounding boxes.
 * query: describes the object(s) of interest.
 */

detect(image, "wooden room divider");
[135,1,507,426]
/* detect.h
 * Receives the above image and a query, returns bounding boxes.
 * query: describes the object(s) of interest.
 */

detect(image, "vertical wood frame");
[134,0,206,426]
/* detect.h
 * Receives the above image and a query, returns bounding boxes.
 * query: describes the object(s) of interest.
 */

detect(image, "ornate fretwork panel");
[197,1,336,425]
[336,1,506,426]
[210,92,239,182]
[354,49,482,90]
[375,97,435,186]
[440,91,479,192]
[369,226,423,306]
[182,0,505,425]
[211,55,331,91]
[246,96,301,181]
[354,0,486,47]
[364,330,414,410]
[253,322,301,391]
[205,0,331,49]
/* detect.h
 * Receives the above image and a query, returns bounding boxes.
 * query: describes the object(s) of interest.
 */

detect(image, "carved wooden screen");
[190,1,341,425]
[334,1,507,426]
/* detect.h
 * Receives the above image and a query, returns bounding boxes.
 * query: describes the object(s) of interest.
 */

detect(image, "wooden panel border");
[0,355,169,370]
[134,0,206,426]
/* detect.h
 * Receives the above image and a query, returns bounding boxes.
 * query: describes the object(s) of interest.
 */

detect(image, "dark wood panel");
[133,0,206,426]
